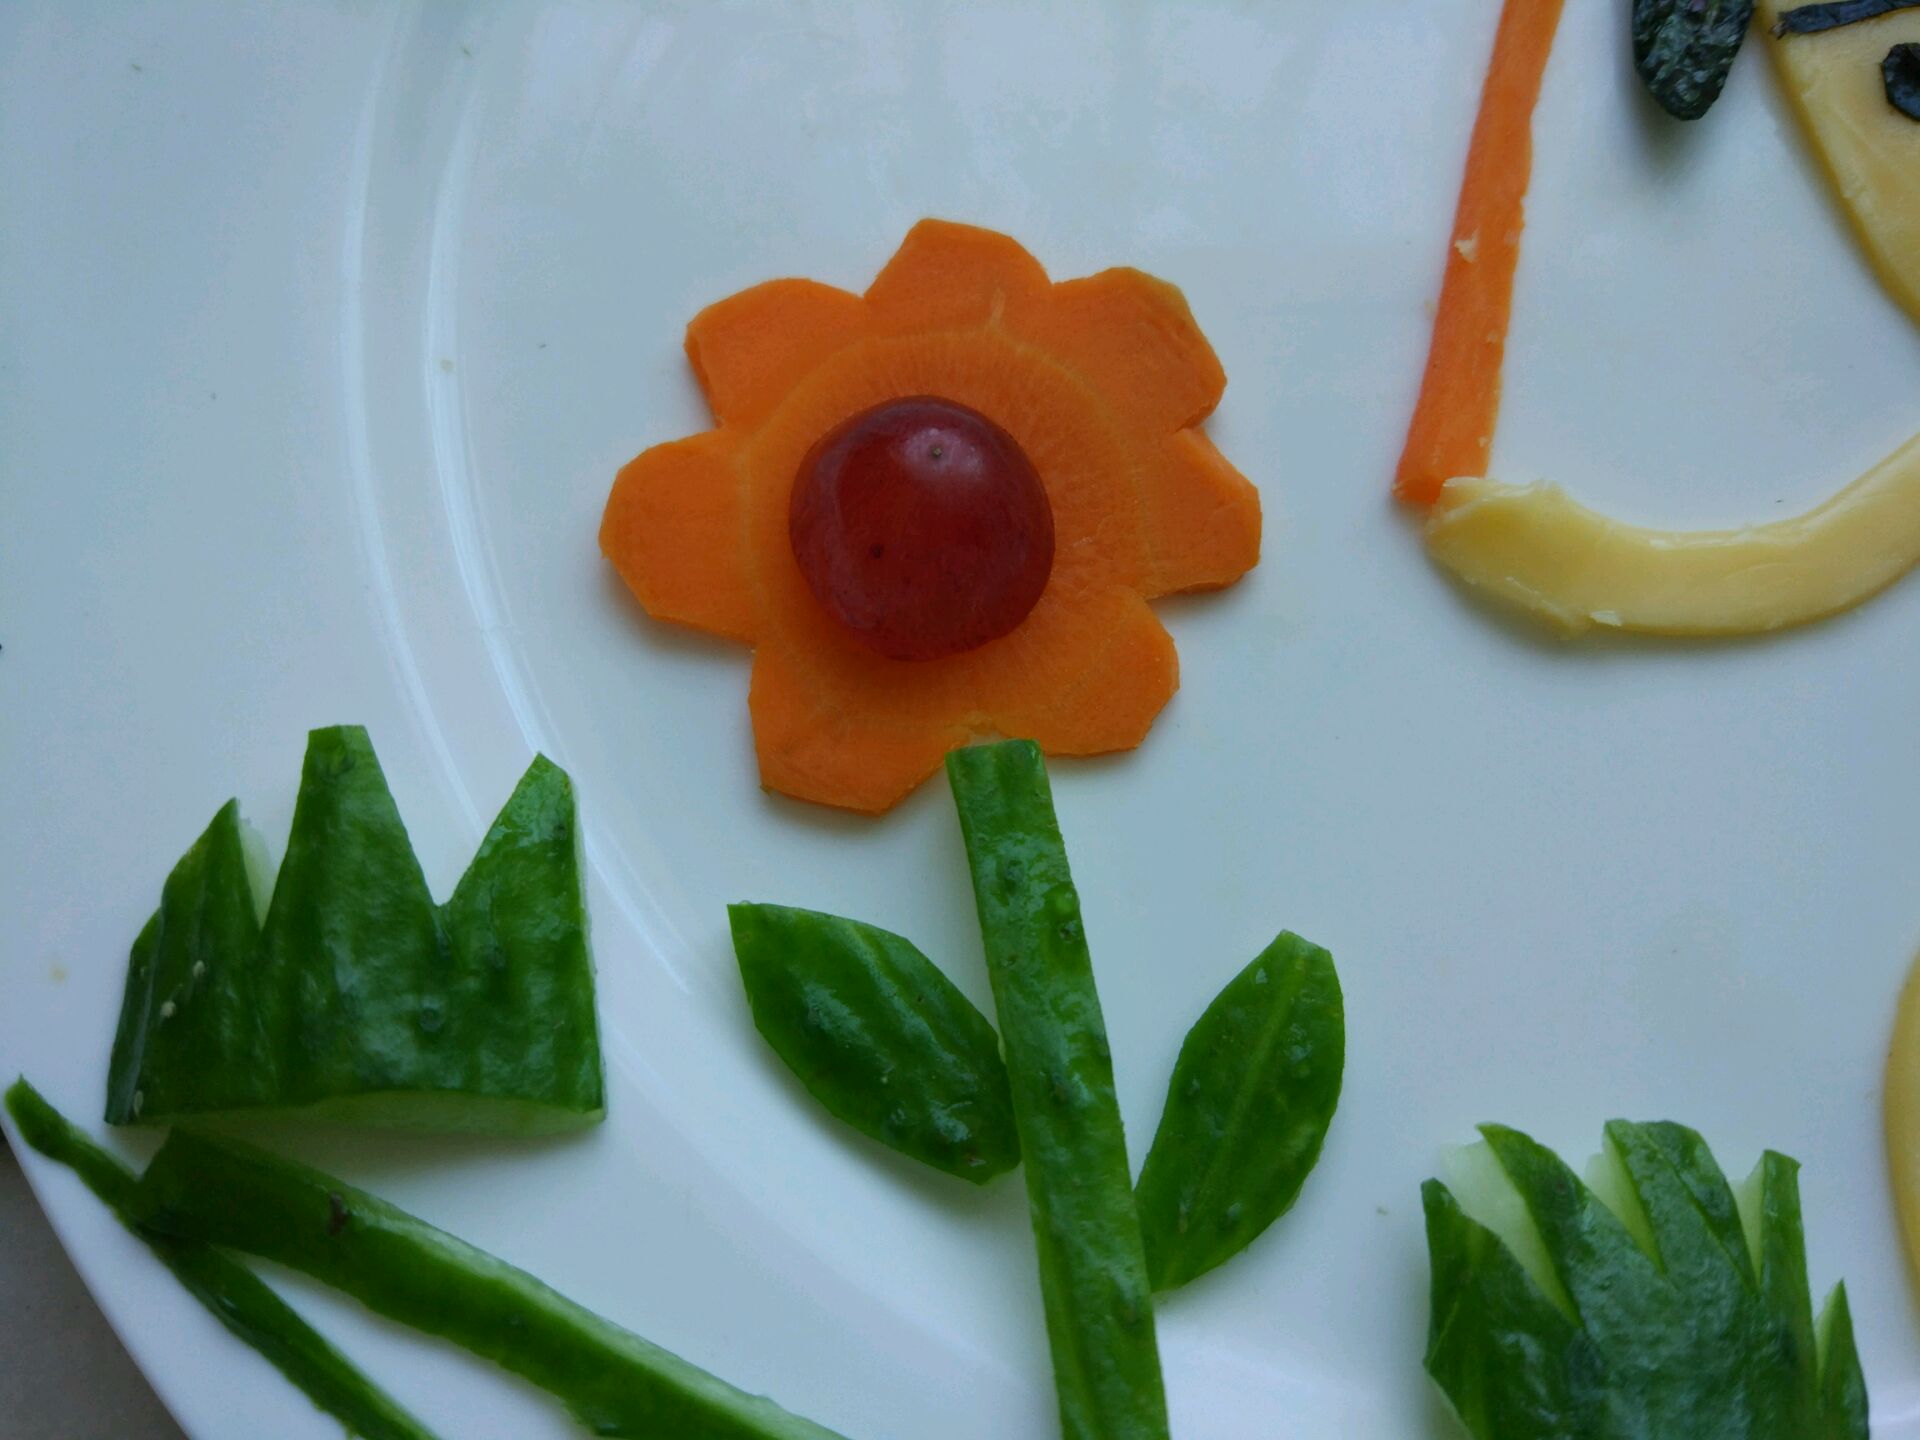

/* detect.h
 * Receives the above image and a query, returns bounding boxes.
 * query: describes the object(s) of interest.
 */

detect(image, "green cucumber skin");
[106,726,604,1133]
[5,1079,438,1440]
[1422,1177,1582,1435]
[105,799,261,1124]
[1633,0,1758,120]
[945,742,1167,1440]
[1133,931,1344,1292]
[1423,1121,1869,1439]
[730,902,1019,1183]
[132,1128,851,1440]
[436,748,604,1122]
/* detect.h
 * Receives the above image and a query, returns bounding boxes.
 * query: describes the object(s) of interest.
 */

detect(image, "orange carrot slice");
[601,221,1262,813]
[1394,0,1567,507]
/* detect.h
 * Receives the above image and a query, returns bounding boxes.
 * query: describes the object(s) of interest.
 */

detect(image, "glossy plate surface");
[4,2,1920,1435]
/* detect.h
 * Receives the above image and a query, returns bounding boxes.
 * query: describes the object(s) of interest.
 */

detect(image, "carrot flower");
[601,220,1260,813]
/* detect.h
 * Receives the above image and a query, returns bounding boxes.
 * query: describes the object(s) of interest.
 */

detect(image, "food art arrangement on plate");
[11,1,1920,1436]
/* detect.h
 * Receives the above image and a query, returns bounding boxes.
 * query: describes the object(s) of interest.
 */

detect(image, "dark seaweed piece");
[1889,42,1920,118]
[1773,0,1920,36]
[1633,0,1759,120]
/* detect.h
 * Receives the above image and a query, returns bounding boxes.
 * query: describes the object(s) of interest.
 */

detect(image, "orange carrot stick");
[1394,0,1566,507]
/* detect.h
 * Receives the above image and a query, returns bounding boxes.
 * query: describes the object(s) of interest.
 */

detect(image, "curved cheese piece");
[1425,429,1920,634]
[1886,949,1920,1293]
[1759,0,1920,325]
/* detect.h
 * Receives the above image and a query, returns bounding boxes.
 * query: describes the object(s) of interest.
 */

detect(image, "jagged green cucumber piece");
[1423,1119,1868,1439]
[106,725,603,1133]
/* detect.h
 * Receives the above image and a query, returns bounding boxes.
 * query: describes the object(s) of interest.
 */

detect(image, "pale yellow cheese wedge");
[1758,0,1920,326]
[1885,950,1920,1293]
[1425,429,1920,634]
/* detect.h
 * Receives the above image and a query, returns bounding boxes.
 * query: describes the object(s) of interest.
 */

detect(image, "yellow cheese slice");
[1885,949,1920,1293]
[1425,429,1920,634]
[1758,0,1920,326]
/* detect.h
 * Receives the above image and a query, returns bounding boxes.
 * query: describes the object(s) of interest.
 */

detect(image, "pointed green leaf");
[730,902,1017,1183]
[1133,932,1343,1291]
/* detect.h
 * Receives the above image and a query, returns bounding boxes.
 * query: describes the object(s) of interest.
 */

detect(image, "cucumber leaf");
[1133,932,1344,1292]
[106,726,603,1134]
[1423,1121,1868,1439]
[729,903,1018,1183]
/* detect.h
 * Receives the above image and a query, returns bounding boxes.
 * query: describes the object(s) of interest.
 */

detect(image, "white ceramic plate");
[6,2,1920,1435]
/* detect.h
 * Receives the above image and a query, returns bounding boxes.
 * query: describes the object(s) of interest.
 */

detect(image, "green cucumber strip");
[1134,931,1344,1292]
[4,1079,437,1440]
[1423,1120,1868,1439]
[106,726,604,1133]
[730,903,1018,1183]
[1632,0,1757,120]
[945,741,1167,1440]
[131,1127,851,1440]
